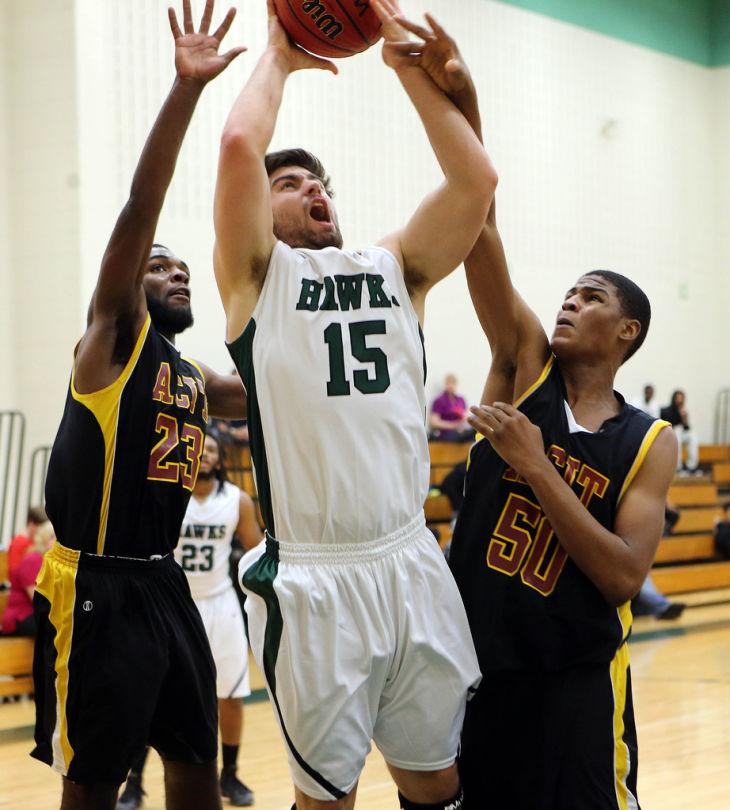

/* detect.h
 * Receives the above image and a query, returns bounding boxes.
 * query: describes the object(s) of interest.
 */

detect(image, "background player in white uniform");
[117,434,262,809]
[213,3,498,809]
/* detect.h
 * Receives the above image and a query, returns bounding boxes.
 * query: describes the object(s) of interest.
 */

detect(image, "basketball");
[273,0,382,58]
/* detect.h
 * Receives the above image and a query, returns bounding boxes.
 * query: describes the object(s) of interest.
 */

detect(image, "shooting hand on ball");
[168,0,246,84]
[266,0,338,74]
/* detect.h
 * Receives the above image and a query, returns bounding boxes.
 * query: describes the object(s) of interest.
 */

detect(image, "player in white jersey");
[213,4,498,809]
[116,434,262,809]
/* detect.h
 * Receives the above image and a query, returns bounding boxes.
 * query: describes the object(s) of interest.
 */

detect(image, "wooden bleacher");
[0,637,34,697]
[0,550,35,697]
[222,440,730,594]
[649,445,730,594]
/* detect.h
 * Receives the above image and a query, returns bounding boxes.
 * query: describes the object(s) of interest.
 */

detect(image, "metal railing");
[0,411,26,545]
[25,445,52,522]
[716,389,730,445]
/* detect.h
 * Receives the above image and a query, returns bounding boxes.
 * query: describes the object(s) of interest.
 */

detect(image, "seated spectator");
[6,506,47,578]
[2,520,55,636]
[715,502,730,559]
[429,374,474,442]
[209,416,249,446]
[660,389,699,473]
[630,384,660,419]
[632,576,685,621]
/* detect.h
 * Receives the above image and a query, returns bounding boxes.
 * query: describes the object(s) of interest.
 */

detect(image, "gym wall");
[1,0,728,463]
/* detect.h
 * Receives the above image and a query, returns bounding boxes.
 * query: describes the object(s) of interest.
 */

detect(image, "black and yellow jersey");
[449,356,669,671]
[45,315,208,558]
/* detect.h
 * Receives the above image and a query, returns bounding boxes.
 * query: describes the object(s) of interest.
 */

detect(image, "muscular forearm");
[221,48,289,155]
[128,77,204,212]
[448,82,482,144]
[395,66,494,188]
[523,457,646,605]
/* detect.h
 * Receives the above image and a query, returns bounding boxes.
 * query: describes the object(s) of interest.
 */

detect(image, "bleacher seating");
[221,440,730,594]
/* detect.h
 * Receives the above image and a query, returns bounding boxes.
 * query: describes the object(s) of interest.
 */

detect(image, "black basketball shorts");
[31,543,218,785]
[458,643,640,810]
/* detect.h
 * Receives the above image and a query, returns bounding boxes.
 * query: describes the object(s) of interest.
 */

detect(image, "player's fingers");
[424,12,453,43]
[370,0,390,24]
[492,402,518,416]
[310,54,339,74]
[385,42,425,55]
[168,7,183,39]
[212,6,237,41]
[199,0,214,33]
[221,45,247,64]
[182,0,194,33]
[479,405,503,420]
[444,58,467,76]
[393,15,433,41]
[469,406,500,429]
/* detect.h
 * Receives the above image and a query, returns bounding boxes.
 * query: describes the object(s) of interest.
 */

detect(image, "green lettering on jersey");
[335,273,364,311]
[320,276,339,310]
[296,278,323,311]
[365,274,392,308]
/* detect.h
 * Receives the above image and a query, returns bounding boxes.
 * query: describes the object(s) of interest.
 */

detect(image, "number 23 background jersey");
[45,314,209,558]
[449,356,670,671]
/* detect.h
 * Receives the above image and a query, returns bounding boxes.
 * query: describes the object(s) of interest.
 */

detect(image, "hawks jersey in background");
[227,240,429,546]
[174,481,240,599]
[449,356,670,671]
[45,315,208,558]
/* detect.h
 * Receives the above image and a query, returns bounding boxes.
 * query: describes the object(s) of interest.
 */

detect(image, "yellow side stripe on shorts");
[35,544,81,775]
[610,643,638,810]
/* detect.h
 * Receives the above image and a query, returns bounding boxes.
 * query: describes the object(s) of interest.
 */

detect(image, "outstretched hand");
[265,0,338,75]
[371,0,471,96]
[168,0,246,84]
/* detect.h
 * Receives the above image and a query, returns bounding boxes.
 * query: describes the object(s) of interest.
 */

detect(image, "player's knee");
[398,786,465,810]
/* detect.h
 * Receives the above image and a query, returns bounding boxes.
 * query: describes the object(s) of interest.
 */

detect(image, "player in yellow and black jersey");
[31,4,247,809]
[400,33,678,810]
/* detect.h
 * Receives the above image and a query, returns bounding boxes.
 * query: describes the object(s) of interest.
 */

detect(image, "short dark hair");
[585,270,651,362]
[264,148,333,197]
[27,506,47,525]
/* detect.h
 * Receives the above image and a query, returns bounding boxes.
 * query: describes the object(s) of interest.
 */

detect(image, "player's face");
[143,247,194,334]
[198,436,221,480]
[269,165,343,250]
[550,275,631,363]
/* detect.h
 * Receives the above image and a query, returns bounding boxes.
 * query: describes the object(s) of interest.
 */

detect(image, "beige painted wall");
[1,0,728,534]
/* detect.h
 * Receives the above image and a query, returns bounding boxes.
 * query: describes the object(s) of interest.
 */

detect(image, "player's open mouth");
[309,199,331,223]
[170,288,190,300]
[556,317,573,327]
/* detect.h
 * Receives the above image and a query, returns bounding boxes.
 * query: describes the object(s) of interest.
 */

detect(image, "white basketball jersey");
[174,480,240,598]
[227,241,430,546]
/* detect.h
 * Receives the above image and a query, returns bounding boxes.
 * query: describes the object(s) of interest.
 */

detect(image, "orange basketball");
[274,0,382,58]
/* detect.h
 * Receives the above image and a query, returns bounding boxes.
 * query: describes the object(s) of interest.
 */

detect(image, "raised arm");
[75,0,244,394]
[387,10,548,401]
[213,0,336,342]
[371,2,498,321]
[196,362,247,420]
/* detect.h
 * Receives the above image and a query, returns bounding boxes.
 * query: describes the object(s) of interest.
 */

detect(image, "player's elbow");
[600,568,647,607]
[219,128,259,166]
[462,158,498,219]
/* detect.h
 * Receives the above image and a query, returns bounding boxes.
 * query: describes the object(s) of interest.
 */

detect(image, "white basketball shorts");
[239,512,481,801]
[194,586,250,700]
